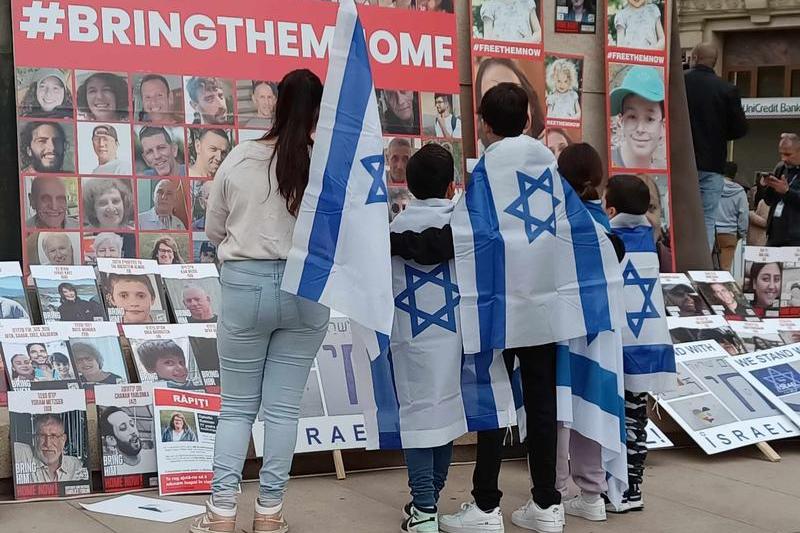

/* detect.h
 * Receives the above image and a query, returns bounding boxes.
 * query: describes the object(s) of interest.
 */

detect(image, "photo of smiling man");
[25,177,79,230]
[134,73,183,125]
[18,120,74,174]
[184,76,234,126]
[135,126,186,177]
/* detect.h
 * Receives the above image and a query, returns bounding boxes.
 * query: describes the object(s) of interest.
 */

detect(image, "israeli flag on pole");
[451,135,626,354]
[282,0,393,335]
[354,200,516,450]
[610,213,676,394]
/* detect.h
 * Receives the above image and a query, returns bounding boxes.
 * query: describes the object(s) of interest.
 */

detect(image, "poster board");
[252,316,369,454]
[2,324,80,391]
[159,264,220,325]
[688,271,759,322]
[731,343,800,429]
[0,262,32,326]
[153,387,219,496]
[667,315,747,356]
[30,265,107,323]
[8,388,91,499]
[743,246,800,318]
[96,258,168,324]
[654,341,799,454]
[10,0,461,270]
[95,383,159,492]
[60,321,129,402]
[122,324,205,391]
[660,273,711,317]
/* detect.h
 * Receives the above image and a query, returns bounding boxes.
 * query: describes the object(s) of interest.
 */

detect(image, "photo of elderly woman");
[16,68,75,119]
[82,178,135,230]
[71,340,126,387]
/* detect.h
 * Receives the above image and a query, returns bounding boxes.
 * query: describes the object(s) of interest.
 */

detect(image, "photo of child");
[608,0,665,51]
[545,57,582,121]
[555,0,596,33]
[471,0,542,44]
[609,64,667,170]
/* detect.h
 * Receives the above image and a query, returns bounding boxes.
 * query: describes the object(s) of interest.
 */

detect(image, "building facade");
[678,0,800,182]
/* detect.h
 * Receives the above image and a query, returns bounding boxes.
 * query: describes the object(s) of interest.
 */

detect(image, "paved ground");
[2,441,800,533]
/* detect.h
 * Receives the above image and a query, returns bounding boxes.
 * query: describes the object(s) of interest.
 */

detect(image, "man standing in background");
[684,43,748,252]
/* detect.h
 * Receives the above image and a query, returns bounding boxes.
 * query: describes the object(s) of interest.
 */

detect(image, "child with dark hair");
[389,143,459,533]
[603,174,676,513]
[137,339,193,389]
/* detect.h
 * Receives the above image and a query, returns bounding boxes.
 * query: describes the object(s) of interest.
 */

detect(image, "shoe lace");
[460,502,475,512]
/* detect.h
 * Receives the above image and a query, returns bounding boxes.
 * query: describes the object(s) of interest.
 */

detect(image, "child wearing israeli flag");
[604,175,676,513]
[554,143,628,523]
[389,143,461,533]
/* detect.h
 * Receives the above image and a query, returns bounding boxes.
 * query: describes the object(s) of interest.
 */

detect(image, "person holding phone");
[761,133,800,246]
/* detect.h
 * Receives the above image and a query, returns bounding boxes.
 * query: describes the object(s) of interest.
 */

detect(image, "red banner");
[12,0,459,92]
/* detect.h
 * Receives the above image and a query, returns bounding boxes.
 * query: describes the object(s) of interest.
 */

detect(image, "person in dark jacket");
[762,133,800,246]
[57,282,106,321]
[684,43,748,251]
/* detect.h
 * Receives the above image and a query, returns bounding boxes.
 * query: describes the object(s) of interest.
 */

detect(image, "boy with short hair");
[603,175,676,512]
[610,66,666,170]
[390,143,459,533]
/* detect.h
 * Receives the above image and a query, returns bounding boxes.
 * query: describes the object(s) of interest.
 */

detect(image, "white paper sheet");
[80,494,204,523]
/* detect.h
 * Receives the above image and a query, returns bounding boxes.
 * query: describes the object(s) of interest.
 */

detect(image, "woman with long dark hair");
[474,57,545,147]
[193,69,329,533]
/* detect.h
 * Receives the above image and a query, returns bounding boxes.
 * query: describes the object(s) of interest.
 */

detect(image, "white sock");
[208,499,237,517]
[581,493,601,504]
[256,500,283,515]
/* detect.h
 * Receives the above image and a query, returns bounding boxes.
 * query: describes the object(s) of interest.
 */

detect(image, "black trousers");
[472,344,560,511]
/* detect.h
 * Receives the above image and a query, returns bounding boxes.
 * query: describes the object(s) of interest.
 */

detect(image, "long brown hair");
[264,69,323,216]
[557,142,605,201]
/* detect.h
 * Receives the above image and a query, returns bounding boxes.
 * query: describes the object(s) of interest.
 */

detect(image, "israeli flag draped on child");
[282,0,393,337]
[451,135,626,354]
[357,200,516,450]
[610,213,676,393]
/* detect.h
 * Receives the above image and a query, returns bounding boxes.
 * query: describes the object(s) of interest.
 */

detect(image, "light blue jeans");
[698,171,725,250]
[211,260,329,509]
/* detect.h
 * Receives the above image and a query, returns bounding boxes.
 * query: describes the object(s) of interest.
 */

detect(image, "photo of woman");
[82,178,135,230]
[473,57,545,151]
[747,262,782,318]
[72,341,125,386]
[149,236,185,265]
[418,0,453,12]
[17,68,75,119]
[161,412,197,442]
[77,71,129,122]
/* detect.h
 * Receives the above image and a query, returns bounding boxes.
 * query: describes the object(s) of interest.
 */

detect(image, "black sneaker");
[603,492,630,514]
[402,502,413,521]
[626,484,644,511]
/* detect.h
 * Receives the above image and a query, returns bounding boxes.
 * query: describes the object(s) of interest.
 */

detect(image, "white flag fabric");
[355,199,515,450]
[282,0,393,335]
[451,135,626,354]
[610,214,676,394]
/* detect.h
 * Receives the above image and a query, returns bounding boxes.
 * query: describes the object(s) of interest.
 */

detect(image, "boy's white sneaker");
[563,494,607,521]
[401,505,439,533]
[511,499,565,533]
[439,502,504,533]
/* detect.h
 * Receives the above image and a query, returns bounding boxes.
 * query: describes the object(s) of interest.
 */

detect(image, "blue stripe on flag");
[556,350,624,419]
[562,182,612,334]
[461,351,500,431]
[466,158,506,352]
[623,344,676,375]
[370,339,402,449]
[614,225,657,253]
[297,16,373,301]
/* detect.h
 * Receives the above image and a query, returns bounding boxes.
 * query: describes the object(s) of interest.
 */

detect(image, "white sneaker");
[439,502,504,533]
[563,494,607,521]
[511,499,565,533]
[402,506,439,533]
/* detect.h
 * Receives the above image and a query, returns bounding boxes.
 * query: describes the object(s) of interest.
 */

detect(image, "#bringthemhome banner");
[10,0,461,273]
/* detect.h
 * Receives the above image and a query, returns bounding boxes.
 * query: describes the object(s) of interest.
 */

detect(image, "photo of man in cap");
[81,124,132,175]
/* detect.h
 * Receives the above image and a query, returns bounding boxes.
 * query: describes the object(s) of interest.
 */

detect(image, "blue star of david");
[623,261,660,338]
[395,262,460,338]
[759,366,800,395]
[362,154,388,205]
[504,169,560,244]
